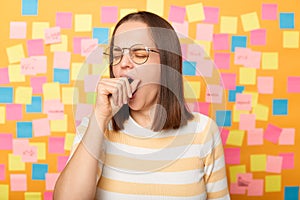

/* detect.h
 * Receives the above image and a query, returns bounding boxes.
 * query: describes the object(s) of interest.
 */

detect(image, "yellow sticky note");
[8,154,25,171]
[120,9,138,19]
[71,62,88,80]
[186,3,205,22]
[0,185,9,200]
[226,130,245,146]
[62,87,79,105]
[0,106,5,124]
[146,0,164,17]
[195,40,211,57]
[233,105,249,122]
[250,154,266,171]
[50,35,68,52]
[25,192,41,200]
[262,52,278,70]
[51,114,68,132]
[229,165,246,183]
[220,16,238,34]
[75,14,92,32]
[91,63,110,77]
[243,91,258,106]
[252,104,269,121]
[283,31,299,48]
[29,143,46,160]
[241,12,260,32]
[42,82,61,100]
[64,133,75,151]
[239,67,256,85]
[15,87,33,104]
[6,44,25,64]
[32,22,50,39]
[8,64,25,82]
[265,175,281,192]
[184,80,201,100]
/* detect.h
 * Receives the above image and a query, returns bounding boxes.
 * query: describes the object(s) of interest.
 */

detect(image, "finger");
[98,81,119,106]
[103,77,132,98]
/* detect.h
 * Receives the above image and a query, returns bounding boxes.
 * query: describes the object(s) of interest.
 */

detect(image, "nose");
[119,50,134,69]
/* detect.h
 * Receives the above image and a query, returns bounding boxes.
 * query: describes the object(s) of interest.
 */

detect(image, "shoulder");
[189,112,218,133]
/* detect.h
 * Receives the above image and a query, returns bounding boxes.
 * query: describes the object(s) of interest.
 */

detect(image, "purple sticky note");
[279,153,294,169]
[45,27,61,45]
[57,156,69,172]
[0,133,13,150]
[247,179,264,196]
[214,52,230,69]
[73,37,89,54]
[196,24,214,41]
[213,33,229,50]
[266,155,282,173]
[46,173,60,190]
[172,21,189,38]
[196,59,214,77]
[6,104,22,120]
[53,51,71,69]
[262,4,278,20]
[287,76,300,93]
[75,103,93,121]
[239,114,256,130]
[168,6,186,23]
[32,118,50,137]
[56,12,72,29]
[10,174,27,191]
[30,76,47,94]
[250,29,266,46]
[220,128,229,145]
[203,6,219,24]
[10,22,27,39]
[101,6,118,23]
[247,128,264,145]
[257,76,273,94]
[221,73,236,90]
[27,39,44,56]
[224,148,240,164]
[205,84,223,104]
[0,164,5,180]
[84,75,100,92]
[187,44,205,62]
[264,123,282,144]
[49,137,65,154]
[0,68,9,84]
[44,191,53,200]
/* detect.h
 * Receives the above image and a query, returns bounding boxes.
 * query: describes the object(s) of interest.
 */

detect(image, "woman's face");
[112,21,161,112]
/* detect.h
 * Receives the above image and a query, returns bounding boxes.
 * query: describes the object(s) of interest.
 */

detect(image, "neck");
[130,106,156,129]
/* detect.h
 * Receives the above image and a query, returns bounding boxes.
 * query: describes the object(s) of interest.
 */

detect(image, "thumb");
[130,79,141,93]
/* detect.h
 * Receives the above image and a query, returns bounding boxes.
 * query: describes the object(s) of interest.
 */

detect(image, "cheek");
[127,64,161,87]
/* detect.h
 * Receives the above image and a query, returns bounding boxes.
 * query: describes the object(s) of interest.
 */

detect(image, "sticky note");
[120,9,138,19]
[17,122,32,138]
[29,142,46,160]
[44,191,53,200]
[0,184,9,200]
[168,5,186,23]
[0,87,13,103]
[10,174,27,191]
[220,129,229,145]
[245,51,261,68]
[15,87,33,104]
[183,80,201,100]
[230,183,246,194]
[239,67,256,85]
[81,38,98,56]
[75,14,92,32]
[21,144,37,163]
[45,27,61,45]
[272,99,288,115]
[93,28,109,45]
[203,6,219,24]
[195,40,211,57]
[279,153,294,169]
[247,179,264,196]
[220,16,238,34]
[8,64,26,82]
[262,4,277,20]
[22,0,38,16]
[21,56,47,75]
[196,24,213,41]
[32,118,50,137]
[8,154,25,171]
[6,44,25,64]
[6,104,22,120]
[216,110,231,127]
[283,31,299,48]
[86,92,96,104]
[64,133,75,151]
[247,128,264,145]
[250,154,266,172]
[62,87,79,105]
[252,104,269,121]
[0,134,12,150]
[205,84,223,104]
[56,12,72,29]
[0,107,5,124]
[186,3,204,22]
[100,6,118,23]
[50,114,68,132]
[71,62,88,80]
[287,76,300,93]
[42,82,61,100]
[284,186,299,200]
[75,104,93,121]
[241,12,260,32]
[280,13,294,29]
[226,130,245,146]
[45,173,60,190]
[53,51,71,69]
[266,156,282,173]
[10,22,27,39]
[239,114,255,130]
[186,43,205,62]
[234,47,250,65]
[250,29,266,46]
[213,33,229,50]
[196,59,214,77]
[27,39,44,56]
[183,61,196,75]
[146,0,164,17]
[224,148,240,164]
[231,36,247,52]
[43,100,64,120]
[49,137,65,154]
[73,37,89,54]
[25,192,41,200]
[264,123,282,144]
[279,128,295,145]
[0,164,5,180]
[0,68,9,84]
[233,106,249,122]
[265,175,281,192]
[84,75,100,92]
[25,96,42,113]
[13,139,29,156]
[229,165,246,183]
[236,93,252,110]
[257,77,273,94]
[228,86,244,102]
[172,21,189,38]
[32,22,50,39]
[32,164,48,180]
[57,156,69,172]
[50,35,68,52]
[214,52,230,69]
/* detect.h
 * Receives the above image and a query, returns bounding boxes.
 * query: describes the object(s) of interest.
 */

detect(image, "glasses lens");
[104,46,123,65]
[130,44,149,64]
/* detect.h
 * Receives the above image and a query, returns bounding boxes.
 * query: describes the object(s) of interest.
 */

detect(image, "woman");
[54,11,229,200]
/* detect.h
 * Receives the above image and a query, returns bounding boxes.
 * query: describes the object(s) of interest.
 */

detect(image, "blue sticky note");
[280,13,295,29]
[183,61,196,75]
[32,164,48,180]
[273,99,288,115]
[93,28,109,44]
[0,87,13,103]
[54,69,70,84]
[26,96,42,113]
[22,0,38,16]
[216,110,232,127]
[284,186,299,200]
[228,86,244,102]
[17,122,32,138]
[235,86,245,93]
[231,36,247,52]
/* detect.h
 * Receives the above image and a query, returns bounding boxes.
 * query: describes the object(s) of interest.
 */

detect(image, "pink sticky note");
[45,27,61,44]
[101,6,118,23]
[237,173,253,187]
[262,4,278,20]
[57,156,69,172]
[10,174,27,191]
[46,173,60,190]
[6,104,22,120]
[86,47,103,64]
[30,76,47,94]
[247,128,264,145]
[234,47,251,65]
[181,44,188,59]
[230,183,246,194]
[196,24,214,41]
[0,133,13,150]
[73,37,89,54]
[172,21,189,38]
[10,22,27,39]
[257,77,273,94]
[250,29,266,46]
[53,51,71,69]
[194,102,210,116]
[43,100,64,120]
[221,73,236,90]
[196,59,214,77]
[245,51,261,69]
[75,104,93,121]
[187,44,205,62]
[279,128,295,145]
[84,75,100,92]
[44,191,53,200]
[0,164,5,180]
[239,114,256,131]
[205,84,223,104]
[266,155,282,173]
[13,139,29,155]
[203,6,219,24]
[213,33,229,50]
[32,118,50,137]
[168,6,186,23]
[81,39,98,57]
[21,145,37,162]
[220,128,229,145]
[236,93,252,110]
[214,52,230,69]
[224,148,240,164]
[21,56,47,75]
[27,39,44,56]
[287,76,300,93]
[56,12,72,29]
[247,179,264,196]
[279,153,294,169]
[0,68,9,84]
[264,124,282,144]
[49,137,65,154]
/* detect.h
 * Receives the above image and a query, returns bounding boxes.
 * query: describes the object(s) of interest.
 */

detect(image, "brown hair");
[109,11,194,131]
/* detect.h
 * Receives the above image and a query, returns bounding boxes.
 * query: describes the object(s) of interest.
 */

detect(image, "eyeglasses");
[103,44,160,66]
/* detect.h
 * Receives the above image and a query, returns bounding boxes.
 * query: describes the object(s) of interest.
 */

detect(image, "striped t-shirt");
[71,112,230,200]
